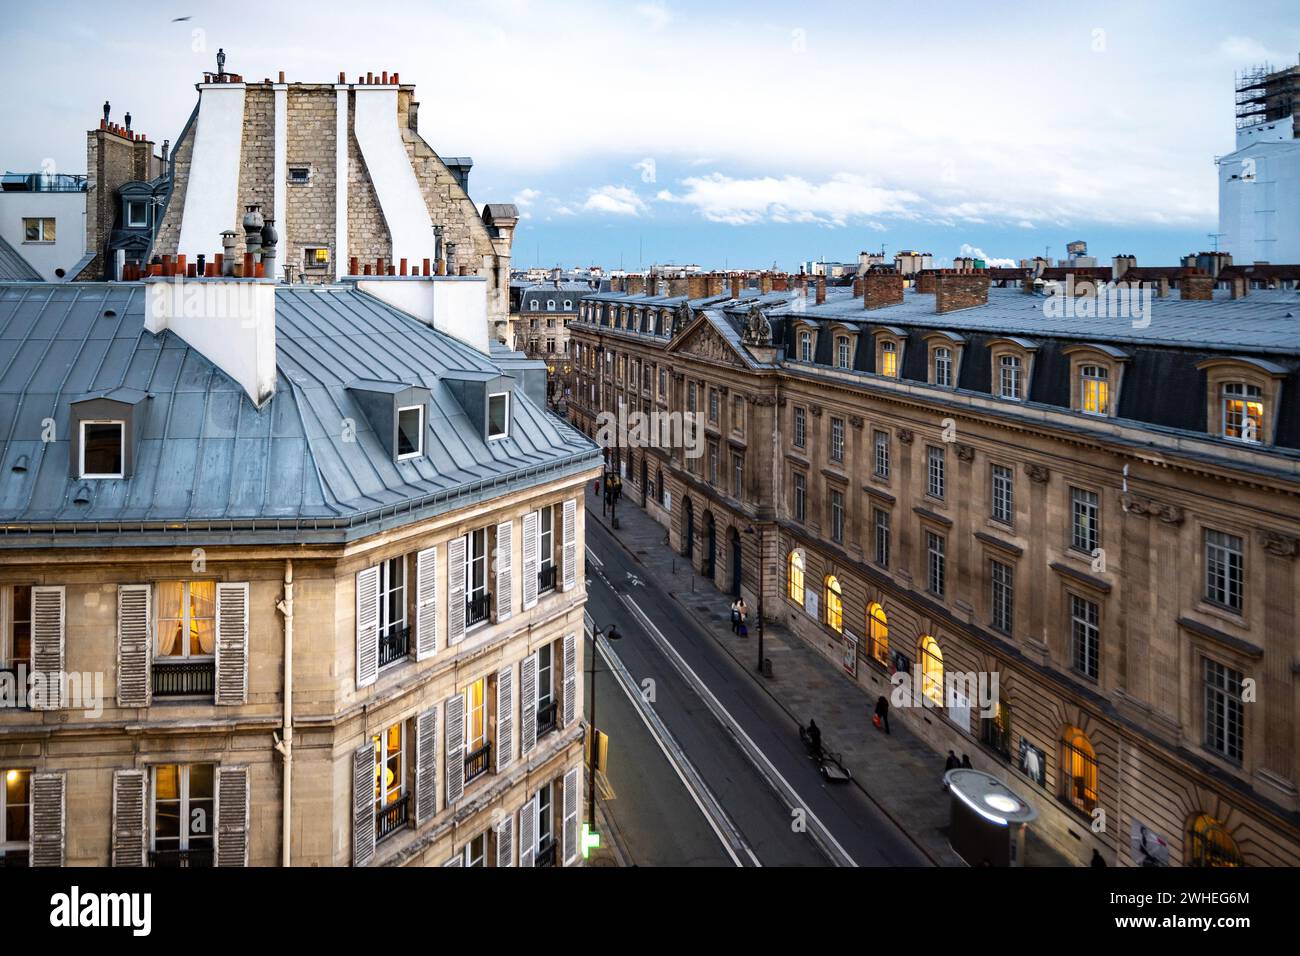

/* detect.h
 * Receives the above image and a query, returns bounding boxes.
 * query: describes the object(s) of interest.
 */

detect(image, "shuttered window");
[30,586,65,710]
[352,744,375,867]
[495,664,514,773]
[117,585,152,708]
[150,764,214,867]
[444,693,466,805]
[494,520,513,623]
[522,510,541,609]
[561,766,580,865]
[518,794,538,868]
[355,565,380,687]
[520,653,538,757]
[415,547,438,660]
[414,707,438,824]
[215,766,249,867]
[561,499,577,591]
[562,633,577,728]
[214,583,249,705]
[447,537,467,646]
[0,768,32,866]
[111,769,147,867]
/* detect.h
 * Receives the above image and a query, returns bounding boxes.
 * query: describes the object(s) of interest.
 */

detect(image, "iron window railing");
[537,698,559,737]
[1059,738,1099,815]
[466,592,492,628]
[537,838,558,868]
[152,660,215,698]
[0,849,29,867]
[464,742,492,783]
[379,623,410,668]
[538,564,558,594]
[149,846,214,867]
[377,794,410,843]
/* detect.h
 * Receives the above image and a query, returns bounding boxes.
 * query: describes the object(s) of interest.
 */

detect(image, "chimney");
[220,231,239,275]
[815,277,826,305]
[1180,271,1214,301]
[667,276,690,297]
[707,273,724,297]
[610,275,624,293]
[730,274,742,299]
[934,272,990,314]
[1111,254,1136,280]
[862,272,904,310]
[687,274,707,299]
[852,276,863,298]
[916,271,938,294]
[261,219,279,282]
[772,274,788,292]
[624,274,645,296]
[1230,275,1249,299]
[759,273,774,295]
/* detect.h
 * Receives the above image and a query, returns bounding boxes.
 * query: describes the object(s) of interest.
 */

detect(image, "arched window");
[824,575,843,632]
[563,299,572,309]
[867,602,889,664]
[1186,814,1243,867]
[799,330,813,362]
[1080,364,1109,415]
[999,354,1023,400]
[919,635,943,706]
[1060,726,1098,814]
[787,551,805,605]
[835,336,851,369]
[530,299,539,310]
[879,340,899,377]
[933,347,952,387]
[1222,382,1263,443]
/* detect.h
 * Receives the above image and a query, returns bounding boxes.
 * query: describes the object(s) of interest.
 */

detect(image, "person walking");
[960,753,972,769]
[729,598,741,634]
[873,695,891,734]
[943,750,960,790]
[736,598,748,637]
[807,719,823,760]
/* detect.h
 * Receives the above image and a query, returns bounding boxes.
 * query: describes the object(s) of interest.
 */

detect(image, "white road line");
[622,594,860,867]
[585,546,604,568]
[585,614,752,867]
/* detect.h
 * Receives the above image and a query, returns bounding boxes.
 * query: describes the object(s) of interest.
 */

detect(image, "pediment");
[667,317,747,368]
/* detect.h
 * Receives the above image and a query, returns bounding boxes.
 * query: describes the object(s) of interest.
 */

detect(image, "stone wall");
[285,86,337,282]
[234,86,276,260]
[934,272,990,313]
[152,115,194,259]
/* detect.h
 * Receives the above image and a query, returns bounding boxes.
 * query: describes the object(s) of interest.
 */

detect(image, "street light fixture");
[743,525,766,676]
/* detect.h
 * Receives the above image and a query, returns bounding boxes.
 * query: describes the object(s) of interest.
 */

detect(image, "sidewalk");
[587,491,1074,867]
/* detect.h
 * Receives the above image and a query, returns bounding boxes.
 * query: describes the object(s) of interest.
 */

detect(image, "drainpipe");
[275,559,294,866]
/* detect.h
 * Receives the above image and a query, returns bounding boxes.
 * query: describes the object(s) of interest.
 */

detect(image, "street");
[583,505,931,867]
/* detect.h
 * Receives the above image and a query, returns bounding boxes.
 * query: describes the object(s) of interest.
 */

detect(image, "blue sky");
[5,1,1299,270]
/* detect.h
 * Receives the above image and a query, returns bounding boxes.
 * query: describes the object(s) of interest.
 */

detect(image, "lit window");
[151,764,214,866]
[879,340,898,377]
[1221,383,1263,443]
[920,635,943,707]
[824,576,843,633]
[1186,814,1242,867]
[867,602,889,664]
[80,420,125,478]
[465,677,488,756]
[396,405,424,459]
[304,247,330,270]
[22,218,55,243]
[156,580,216,660]
[1080,365,1109,415]
[1,769,31,866]
[487,392,510,440]
[998,354,1023,400]
[933,347,952,387]
[1060,728,1098,814]
[787,550,805,605]
[373,722,406,841]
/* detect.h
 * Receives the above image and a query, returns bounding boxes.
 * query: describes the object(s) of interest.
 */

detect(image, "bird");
[171,16,192,21]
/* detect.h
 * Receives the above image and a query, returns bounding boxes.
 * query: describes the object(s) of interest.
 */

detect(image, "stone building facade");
[568,270,1300,867]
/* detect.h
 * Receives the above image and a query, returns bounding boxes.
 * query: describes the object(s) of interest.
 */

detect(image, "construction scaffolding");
[1235,60,1300,130]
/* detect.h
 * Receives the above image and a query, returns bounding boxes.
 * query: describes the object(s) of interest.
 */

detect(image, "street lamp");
[743,525,766,676]
[586,622,620,837]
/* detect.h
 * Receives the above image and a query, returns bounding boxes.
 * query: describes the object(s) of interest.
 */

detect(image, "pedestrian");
[1090,849,1107,867]
[873,695,891,734]
[737,598,747,633]
[807,719,823,760]
[961,753,972,769]
[729,599,741,634]
[943,750,960,790]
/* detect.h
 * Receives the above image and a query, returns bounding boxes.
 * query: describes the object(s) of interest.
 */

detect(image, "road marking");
[586,610,756,868]
[621,594,860,867]
[585,546,604,568]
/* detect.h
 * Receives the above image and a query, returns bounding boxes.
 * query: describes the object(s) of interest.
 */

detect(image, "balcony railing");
[537,698,559,737]
[149,846,214,867]
[466,592,492,628]
[0,849,29,867]
[377,794,410,843]
[152,660,215,698]
[379,623,410,668]
[537,839,557,868]
[464,742,492,783]
[538,564,558,594]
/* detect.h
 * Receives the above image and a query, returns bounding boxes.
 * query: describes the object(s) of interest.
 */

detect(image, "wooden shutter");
[355,566,380,689]
[215,765,250,866]
[30,771,65,867]
[495,813,514,868]
[521,510,540,610]
[518,795,537,868]
[215,583,249,706]
[520,652,538,757]
[562,632,577,728]
[31,586,65,710]
[116,584,151,708]
[494,520,513,623]
[447,536,467,647]
[352,742,376,867]
[561,499,577,591]
[111,769,147,867]
[562,765,580,866]
[445,692,465,805]
[495,663,514,773]
[415,547,438,661]
[414,706,438,824]
[442,854,463,867]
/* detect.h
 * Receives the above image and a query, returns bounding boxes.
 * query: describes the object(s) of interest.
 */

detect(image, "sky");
[4,0,1299,271]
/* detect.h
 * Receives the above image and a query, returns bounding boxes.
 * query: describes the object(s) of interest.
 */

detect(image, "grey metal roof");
[0,235,40,281]
[764,286,1300,357]
[0,283,598,539]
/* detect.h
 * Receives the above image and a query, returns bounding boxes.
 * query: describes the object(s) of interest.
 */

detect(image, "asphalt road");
[584,512,931,867]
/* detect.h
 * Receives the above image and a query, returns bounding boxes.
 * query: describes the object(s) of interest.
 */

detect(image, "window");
[981,702,1012,758]
[1186,814,1243,868]
[378,557,407,665]
[687,382,697,413]
[1221,383,1263,443]
[373,722,407,841]
[991,463,1014,525]
[708,442,718,483]
[157,580,216,661]
[465,677,489,772]
[793,406,806,448]
[530,299,539,311]
[465,528,489,628]
[1203,659,1244,762]
[289,166,312,184]
[563,300,572,310]
[998,354,1022,400]
[2,585,31,669]
[537,641,556,733]
[1,769,31,866]
[1080,365,1109,415]
[919,635,943,707]
[799,331,813,362]
[126,200,150,228]
[22,218,55,243]
[536,781,555,859]
[709,389,719,423]
[80,420,124,478]
[547,300,556,311]
[873,430,890,479]
[787,551,805,605]
[1070,594,1099,680]
[1204,529,1244,612]
[1060,728,1098,815]
[487,392,510,440]
[732,454,744,498]
[879,340,898,377]
[836,336,851,369]
[873,508,890,568]
[933,347,952,387]
[304,246,330,270]
[464,831,487,867]
[1070,487,1100,554]
[538,507,556,593]
[151,764,214,866]
[793,471,807,522]
[926,532,946,597]
[396,405,424,459]
[830,489,845,543]
[867,602,888,665]
[926,445,945,499]
[732,395,744,433]
[824,576,843,633]
[659,369,667,397]
[990,559,1014,634]
[830,417,845,463]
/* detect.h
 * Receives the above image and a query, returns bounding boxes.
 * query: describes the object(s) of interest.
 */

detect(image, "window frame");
[155,580,217,662]
[990,462,1014,526]
[1203,528,1245,613]
[1069,486,1100,555]
[926,444,946,500]
[395,404,425,460]
[79,419,126,479]
[22,217,55,243]
[1069,592,1100,681]
[487,391,510,441]
[0,768,31,862]
[150,763,215,862]
[926,531,946,598]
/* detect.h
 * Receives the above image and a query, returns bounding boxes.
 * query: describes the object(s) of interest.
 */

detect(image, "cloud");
[583,185,648,216]
[513,187,542,208]
[635,2,672,31]
[958,243,1017,268]
[655,173,920,226]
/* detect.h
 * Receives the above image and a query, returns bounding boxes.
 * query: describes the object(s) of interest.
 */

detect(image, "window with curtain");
[156,581,216,659]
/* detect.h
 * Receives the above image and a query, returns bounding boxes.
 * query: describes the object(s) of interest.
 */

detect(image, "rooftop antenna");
[1208,232,1226,252]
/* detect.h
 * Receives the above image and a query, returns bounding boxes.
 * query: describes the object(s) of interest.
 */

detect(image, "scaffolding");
[1235,60,1300,130]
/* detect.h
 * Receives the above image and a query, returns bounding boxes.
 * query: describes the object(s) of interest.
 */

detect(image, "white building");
[0,173,89,281]
[1218,123,1300,264]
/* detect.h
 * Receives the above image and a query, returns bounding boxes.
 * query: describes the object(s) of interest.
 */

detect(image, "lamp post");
[744,525,765,675]
[586,622,620,832]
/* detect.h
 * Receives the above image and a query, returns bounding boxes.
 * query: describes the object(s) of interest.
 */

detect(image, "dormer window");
[1222,383,1263,443]
[1196,357,1284,446]
[999,355,1022,400]
[933,347,953,387]
[1080,365,1109,415]
[799,330,813,362]
[396,405,424,459]
[879,340,899,377]
[835,336,851,370]
[126,201,150,228]
[80,420,125,478]
[488,392,510,440]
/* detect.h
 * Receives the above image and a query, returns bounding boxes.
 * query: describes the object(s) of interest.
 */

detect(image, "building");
[1219,60,1300,264]
[568,269,1300,867]
[513,279,596,406]
[0,171,89,281]
[0,63,600,871]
